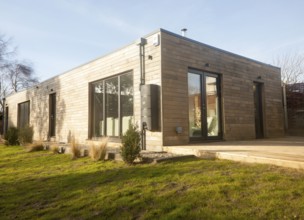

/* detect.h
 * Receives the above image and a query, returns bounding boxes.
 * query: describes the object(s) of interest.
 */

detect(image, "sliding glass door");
[188,70,221,140]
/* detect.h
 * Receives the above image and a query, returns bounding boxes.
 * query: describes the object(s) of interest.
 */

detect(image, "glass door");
[188,70,221,140]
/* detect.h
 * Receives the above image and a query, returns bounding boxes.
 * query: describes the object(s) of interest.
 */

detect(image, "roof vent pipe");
[181,28,187,37]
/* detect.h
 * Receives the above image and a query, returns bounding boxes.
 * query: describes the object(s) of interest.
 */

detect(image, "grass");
[1,145,304,219]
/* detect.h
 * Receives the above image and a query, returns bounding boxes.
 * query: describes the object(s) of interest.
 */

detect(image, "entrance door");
[253,83,264,138]
[188,70,221,140]
[49,93,56,137]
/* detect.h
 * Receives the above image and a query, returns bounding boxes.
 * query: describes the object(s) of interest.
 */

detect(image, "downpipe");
[137,38,147,150]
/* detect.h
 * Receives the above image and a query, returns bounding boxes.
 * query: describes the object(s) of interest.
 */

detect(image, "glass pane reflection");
[206,76,219,136]
[105,77,119,136]
[188,73,202,137]
[120,73,133,135]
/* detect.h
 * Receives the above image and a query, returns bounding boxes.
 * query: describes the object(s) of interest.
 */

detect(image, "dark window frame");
[49,93,56,137]
[17,100,30,129]
[89,71,134,139]
[188,68,223,141]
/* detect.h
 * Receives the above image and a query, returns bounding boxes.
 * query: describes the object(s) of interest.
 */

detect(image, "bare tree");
[0,34,38,112]
[274,52,304,131]
[273,52,304,84]
[5,62,37,92]
[0,35,15,68]
[0,35,12,112]
[0,74,9,111]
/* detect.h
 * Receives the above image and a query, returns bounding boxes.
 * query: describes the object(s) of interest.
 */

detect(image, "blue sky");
[1,0,304,81]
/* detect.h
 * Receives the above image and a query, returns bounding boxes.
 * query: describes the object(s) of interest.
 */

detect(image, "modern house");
[3,29,284,151]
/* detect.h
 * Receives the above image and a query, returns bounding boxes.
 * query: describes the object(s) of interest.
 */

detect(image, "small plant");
[26,142,44,152]
[50,144,59,154]
[89,138,108,161]
[121,124,141,165]
[4,127,19,146]
[18,125,34,145]
[70,138,81,159]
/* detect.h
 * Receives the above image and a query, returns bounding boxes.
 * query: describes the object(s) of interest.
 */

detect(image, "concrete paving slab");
[163,136,304,169]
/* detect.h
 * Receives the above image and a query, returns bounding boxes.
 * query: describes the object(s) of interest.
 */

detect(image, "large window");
[91,72,133,138]
[18,101,30,128]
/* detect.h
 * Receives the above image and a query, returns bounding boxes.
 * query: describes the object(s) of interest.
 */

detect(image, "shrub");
[18,125,34,145]
[121,124,141,165]
[70,139,81,159]
[4,127,19,146]
[89,138,108,161]
[26,142,44,152]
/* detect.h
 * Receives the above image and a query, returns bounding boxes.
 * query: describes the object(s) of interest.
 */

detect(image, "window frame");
[89,71,134,139]
[188,68,223,141]
[17,100,30,129]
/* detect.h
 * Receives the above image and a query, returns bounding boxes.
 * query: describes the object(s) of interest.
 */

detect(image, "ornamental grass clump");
[121,124,141,165]
[70,138,81,159]
[89,138,108,161]
[50,144,59,154]
[0,136,4,144]
[26,142,44,152]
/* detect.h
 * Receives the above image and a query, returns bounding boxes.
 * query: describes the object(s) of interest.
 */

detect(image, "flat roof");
[159,28,280,70]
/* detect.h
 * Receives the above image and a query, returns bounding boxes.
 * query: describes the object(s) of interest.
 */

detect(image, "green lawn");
[1,145,304,220]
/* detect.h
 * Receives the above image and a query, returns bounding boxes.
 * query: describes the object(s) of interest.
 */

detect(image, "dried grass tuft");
[25,142,44,152]
[89,138,108,161]
[50,144,59,154]
[70,139,81,159]
[0,136,6,144]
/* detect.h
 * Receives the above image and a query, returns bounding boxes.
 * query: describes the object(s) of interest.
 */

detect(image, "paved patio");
[163,136,304,169]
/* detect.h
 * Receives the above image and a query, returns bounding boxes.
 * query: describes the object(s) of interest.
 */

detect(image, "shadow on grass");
[1,149,304,220]
[1,157,206,218]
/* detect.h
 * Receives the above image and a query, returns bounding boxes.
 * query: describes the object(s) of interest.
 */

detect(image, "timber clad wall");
[160,30,284,145]
[5,29,284,150]
[6,33,163,150]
